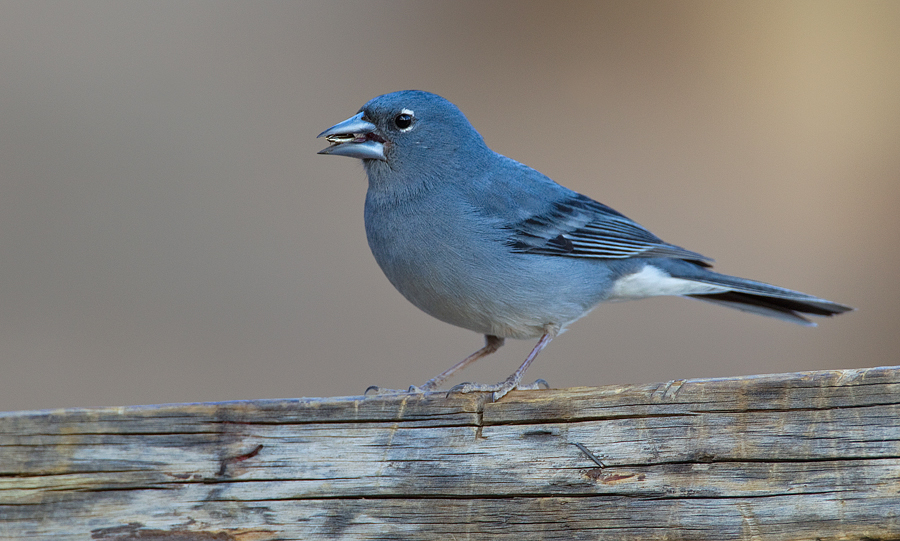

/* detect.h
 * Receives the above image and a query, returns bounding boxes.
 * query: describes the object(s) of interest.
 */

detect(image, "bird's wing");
[505,193,712,264]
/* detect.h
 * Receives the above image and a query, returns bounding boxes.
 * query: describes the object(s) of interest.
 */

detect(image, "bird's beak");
[317,112,386,161]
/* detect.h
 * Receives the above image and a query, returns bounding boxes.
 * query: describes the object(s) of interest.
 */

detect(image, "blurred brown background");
[1,1,897,412]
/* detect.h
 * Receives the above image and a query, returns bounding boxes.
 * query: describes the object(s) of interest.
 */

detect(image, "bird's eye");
[394,112,413,130]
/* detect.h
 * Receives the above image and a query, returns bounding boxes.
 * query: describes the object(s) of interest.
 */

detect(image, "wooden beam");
[2,366,899,540]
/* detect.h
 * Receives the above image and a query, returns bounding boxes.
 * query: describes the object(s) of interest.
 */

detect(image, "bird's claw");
[517,378,551,390]
[364,385,429,396]
[446,378,550,401]
[445,382,479,397]
[364,385,387,396]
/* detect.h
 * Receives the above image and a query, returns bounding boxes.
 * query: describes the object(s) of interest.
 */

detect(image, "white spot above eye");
[399,108,415,131]
[607,265,729,300]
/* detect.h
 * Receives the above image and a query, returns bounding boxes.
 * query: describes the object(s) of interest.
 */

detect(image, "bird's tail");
[682,269,853,326]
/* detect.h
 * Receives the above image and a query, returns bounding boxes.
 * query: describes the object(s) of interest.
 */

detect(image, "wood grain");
[1,366,898,540]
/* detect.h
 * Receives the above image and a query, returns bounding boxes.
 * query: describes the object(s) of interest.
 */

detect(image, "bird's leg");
[413,335,505,392]
[364,335,504,396]
[449,326,558,401]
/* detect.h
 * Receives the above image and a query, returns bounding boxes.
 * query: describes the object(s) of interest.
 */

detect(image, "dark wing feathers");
[502,193,854,324]
[506,194,712,265]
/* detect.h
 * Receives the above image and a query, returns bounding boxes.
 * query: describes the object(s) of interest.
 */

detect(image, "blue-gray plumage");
[318,90,853,400]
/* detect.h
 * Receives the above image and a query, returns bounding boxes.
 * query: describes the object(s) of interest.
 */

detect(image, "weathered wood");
[1,366,899,540]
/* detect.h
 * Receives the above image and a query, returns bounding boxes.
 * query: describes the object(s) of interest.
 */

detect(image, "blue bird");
[318,90,853,400]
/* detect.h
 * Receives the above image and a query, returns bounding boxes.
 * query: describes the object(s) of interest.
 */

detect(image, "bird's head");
[318,90,489,178]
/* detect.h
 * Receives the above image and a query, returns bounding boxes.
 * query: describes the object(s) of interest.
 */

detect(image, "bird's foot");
[447,377,550,402]
[517,379,550,391]
[363,384,436,396]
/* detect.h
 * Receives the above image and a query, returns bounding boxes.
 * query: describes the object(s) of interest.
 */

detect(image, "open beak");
[317,112,386,161]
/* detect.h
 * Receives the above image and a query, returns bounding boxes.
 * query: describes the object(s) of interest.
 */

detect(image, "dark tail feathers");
[688,290,853,326]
